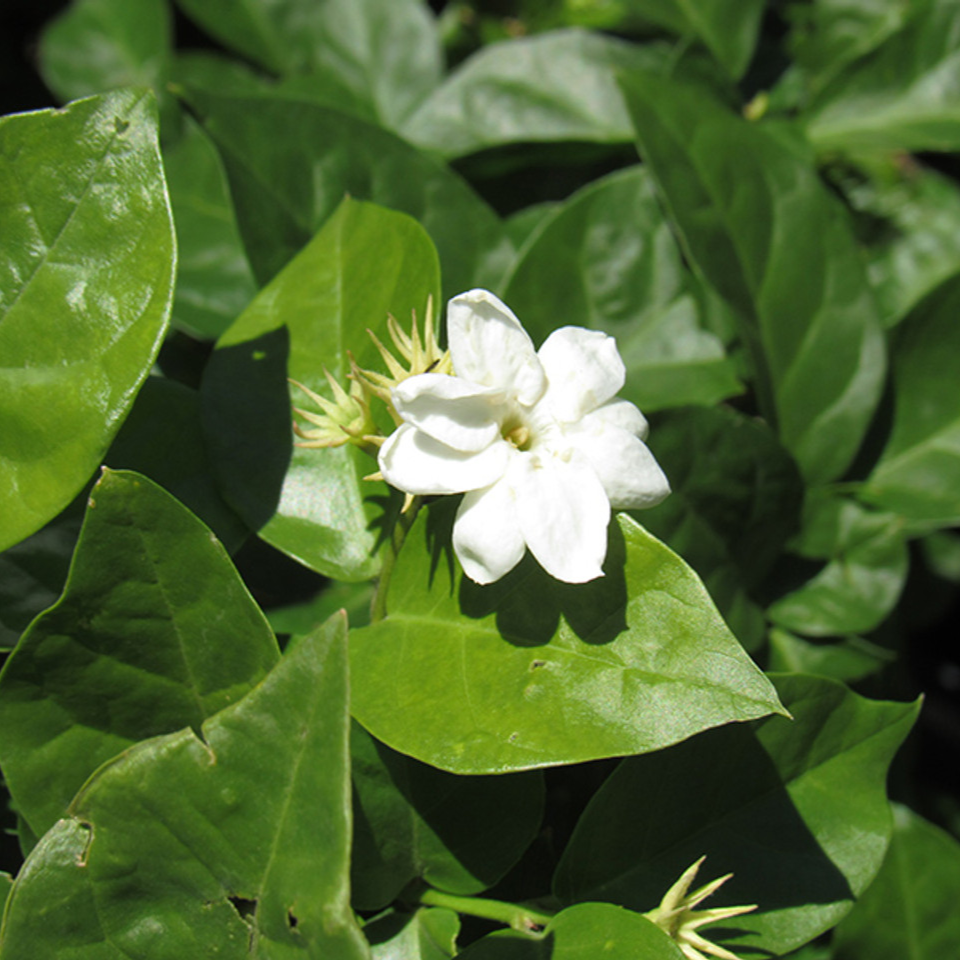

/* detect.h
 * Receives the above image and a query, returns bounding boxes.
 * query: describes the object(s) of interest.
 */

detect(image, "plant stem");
[370,496,421,623]
[417,888,555,932]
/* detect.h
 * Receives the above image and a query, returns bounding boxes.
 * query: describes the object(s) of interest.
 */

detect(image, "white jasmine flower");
[377,289,670,584]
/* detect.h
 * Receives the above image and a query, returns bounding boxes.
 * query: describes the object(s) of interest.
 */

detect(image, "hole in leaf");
[228,896,257,920]
[287,909,299,929]
[114,117,130,134]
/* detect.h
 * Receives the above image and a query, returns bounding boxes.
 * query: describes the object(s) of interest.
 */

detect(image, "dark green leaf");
[351,502,785,774]
[768,491,908,637]
[619,74,885,483]
[267,580,374,637]
[181,86,512,295]
[351,724,544,910]
[202,197,440,580]
[174,0,441,127]
[164,117,258,339]
[402,30,676,159]
[0,90,176,551]
[0,615,368,959]
[501,167,742,412]
[862,273,960,529]
[455,903,683,959]
[37,0,171,103]
[0,469,279,837]
[553,674,920,956]
[806,0,960,153]
[768,628,895,683]
[366,908,459,960]
[833,804,960,959]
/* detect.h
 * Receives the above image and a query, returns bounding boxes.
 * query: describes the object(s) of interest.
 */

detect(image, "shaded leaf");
[267,580,374,638]
[0,89,176,551]
[619,74,885,483]
[554,674,920,956]
[366,908,459,960]
[768,628,895,683]
[350,502,785,775]
[501,167,742,412]
[202,197,440,580]
[0,615,368,959]
[0,469,279,837]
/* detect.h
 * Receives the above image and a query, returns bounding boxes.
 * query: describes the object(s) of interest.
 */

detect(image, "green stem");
[417,888,555,932]
[370,497,422,623]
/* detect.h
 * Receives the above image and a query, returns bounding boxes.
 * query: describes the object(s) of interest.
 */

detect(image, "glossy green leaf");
[622,0,765,78]
[0,89,176,552]
[0,614,368,960]
[351,502,785,775]
[456,903,683,959]
[0,469,279,838]
[366,908,458,960]
[174,0,441,127]
[164,116,258,339]
[768,628,895,683]
[402,30,675,159]
[554,674,920,956]
[351,724,544,910]
[181,86,512,295]
[202,197,439,579]
[862,273,960,529]
[501,167,742,412]
[37,0,171,103]
[839,158,960,328]
[833,804,960,959]
[768,492,908,637]
[806,0,960,152]
[620,74,885,483]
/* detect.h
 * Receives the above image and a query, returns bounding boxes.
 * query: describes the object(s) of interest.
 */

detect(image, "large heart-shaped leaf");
[553,674,920,956]
[0,89,176,551]
[862,273,960,530]
[619,73,885,484]
[501,167,741,413]
[350,501,785,774]
[0,614,368,960]
[0,469,279,838]
[180,86,512,295]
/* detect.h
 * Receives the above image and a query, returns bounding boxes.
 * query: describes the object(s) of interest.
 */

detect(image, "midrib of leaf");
[1,91,148,325]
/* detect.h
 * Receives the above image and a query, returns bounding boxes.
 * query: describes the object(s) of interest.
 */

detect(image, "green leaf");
[351,724,544,910]
[181,86,512,295]
[0,614,368,960]
[202,197,439,580]
[0,89,176,552]
[37,0,171,103]
[833,804,960,959]
[619,74,885,483]
[0,469,279,838]
[862,273,960,530]
[805,0,960,153]
[455,903,683,959]
[553,674,920,956]
[402,30,675,159]
[768,491,908,637]
[267,580,374,637]
[174,0,441,127]
[768,628,896,683]
[351,502,785,775]
[501,167,742,412]
[621,0,765,78]
[366,908,459,960]
[164,116,258,340]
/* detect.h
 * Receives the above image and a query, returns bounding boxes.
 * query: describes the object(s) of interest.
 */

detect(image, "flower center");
[501,413,533,451]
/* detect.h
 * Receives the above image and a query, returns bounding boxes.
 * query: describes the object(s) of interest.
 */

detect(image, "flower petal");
[453,477,526,584]
[538,326,625,423]
[566,415,670,510]
[379,424,508,495]
[447,289,546,405]
[589,397,650,440]
[513,451,610,583]
[393,372,503,453]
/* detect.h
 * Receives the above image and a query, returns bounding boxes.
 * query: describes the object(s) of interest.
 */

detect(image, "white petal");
[379,424,508,495]
[447,289,546,406]
[538,327,625,423]
[566,415,670,510]
[513,451,610,583]
[393,373,503,453]
[453,478,526,584]
[589,397,650,440]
